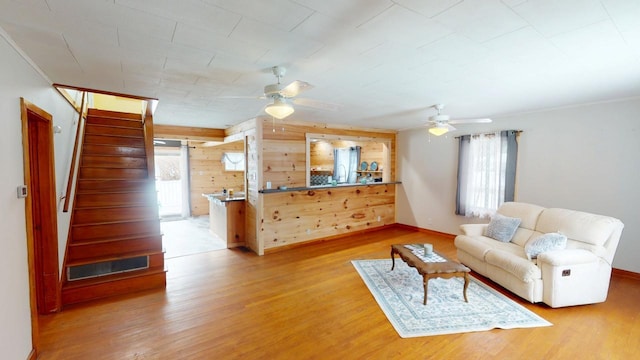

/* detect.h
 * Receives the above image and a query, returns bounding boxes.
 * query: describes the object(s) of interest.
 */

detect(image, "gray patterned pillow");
[485,213,521,242]
[525,232,568,260]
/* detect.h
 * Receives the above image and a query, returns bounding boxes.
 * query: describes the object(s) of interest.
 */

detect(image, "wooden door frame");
[20,98,61,356]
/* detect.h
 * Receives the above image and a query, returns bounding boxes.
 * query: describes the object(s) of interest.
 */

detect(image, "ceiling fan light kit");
[428,123,455,136]
[223,65,339,119]
[265,97,294,119]
[426,104,492,136]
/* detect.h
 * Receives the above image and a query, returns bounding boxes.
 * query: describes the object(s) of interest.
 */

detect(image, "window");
[222,152,245,171]
[456,130,519,218]
[333,146,361,184]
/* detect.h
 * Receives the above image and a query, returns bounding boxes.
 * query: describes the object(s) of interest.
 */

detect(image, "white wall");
[0,31,76,359]
[397,97,640,273]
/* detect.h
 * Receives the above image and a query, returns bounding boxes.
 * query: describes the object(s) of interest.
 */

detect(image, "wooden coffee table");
[390,244,470,305]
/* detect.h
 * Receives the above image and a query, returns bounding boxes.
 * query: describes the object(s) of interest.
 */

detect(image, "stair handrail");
[62,91,87,212]
[142,100,157,182]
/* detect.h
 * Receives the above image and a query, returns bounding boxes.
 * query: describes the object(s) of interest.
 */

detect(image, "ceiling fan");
[427,104,492,136]
[227,66,340,119]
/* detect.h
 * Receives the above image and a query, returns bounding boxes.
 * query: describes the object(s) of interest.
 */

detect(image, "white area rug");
[352,259,551,338]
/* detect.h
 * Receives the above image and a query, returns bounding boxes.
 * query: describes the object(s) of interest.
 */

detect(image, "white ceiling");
[1,0,640,130]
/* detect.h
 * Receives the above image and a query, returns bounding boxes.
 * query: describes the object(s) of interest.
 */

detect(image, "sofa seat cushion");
[485,250,542,282]
[455,234,524,260]
[454,235,494,260]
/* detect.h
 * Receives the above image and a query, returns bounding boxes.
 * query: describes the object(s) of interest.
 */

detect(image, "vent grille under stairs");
[62,108,166,306]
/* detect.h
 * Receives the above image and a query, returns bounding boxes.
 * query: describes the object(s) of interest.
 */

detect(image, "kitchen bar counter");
[258,181,401,194]
[203,193,246,202]
[202,193,245,248]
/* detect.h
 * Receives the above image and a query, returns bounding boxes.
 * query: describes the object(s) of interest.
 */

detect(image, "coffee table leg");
[390,248,396,271]
[423,276,429,305]
[463,273,469,303]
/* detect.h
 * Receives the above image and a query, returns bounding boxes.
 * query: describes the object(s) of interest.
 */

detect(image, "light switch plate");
[17,185,27,198]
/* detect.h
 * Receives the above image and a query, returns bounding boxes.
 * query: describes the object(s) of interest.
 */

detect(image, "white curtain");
[456,131,516,218]
[333,146,361,184]
[180,141,191,218]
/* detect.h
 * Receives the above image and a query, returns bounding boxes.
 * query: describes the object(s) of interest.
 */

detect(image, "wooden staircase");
[62,109,166,306]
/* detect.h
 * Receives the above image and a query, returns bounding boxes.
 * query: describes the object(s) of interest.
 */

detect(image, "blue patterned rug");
[352,259,551,338]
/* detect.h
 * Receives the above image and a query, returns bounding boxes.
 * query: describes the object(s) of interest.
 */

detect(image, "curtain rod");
[454,130,523,139]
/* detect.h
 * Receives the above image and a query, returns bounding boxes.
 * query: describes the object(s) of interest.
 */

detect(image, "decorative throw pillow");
[485,213,521,242]
[525,232,568,260]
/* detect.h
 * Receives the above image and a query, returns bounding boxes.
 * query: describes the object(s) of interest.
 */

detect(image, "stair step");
[71,219,160,242]
[64,253,165,288]
[66,248,164,267]
[73,205,159,224]
[88,109,144,120]
[85,123,144,137]
[77,179,153,192]
[86,115,144,128]
[67,234,163,263]
[83,133,145,147]
[70,231,162,245]
[74,190,156,208]
[79,167,148,180]
[63,107,164,307]
[82,143,146,157]
[64,252,165,287]
[81,155,147,169]
[61,266,166,306]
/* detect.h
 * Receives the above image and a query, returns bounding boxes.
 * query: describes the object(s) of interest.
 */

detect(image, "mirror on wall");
[306,134,391,187]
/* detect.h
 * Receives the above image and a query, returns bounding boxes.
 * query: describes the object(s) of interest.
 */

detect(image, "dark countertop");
[202,193,246,203]
[259,181,401,194]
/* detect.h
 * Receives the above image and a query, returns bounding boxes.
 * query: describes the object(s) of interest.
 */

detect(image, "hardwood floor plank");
[38,227,640,359]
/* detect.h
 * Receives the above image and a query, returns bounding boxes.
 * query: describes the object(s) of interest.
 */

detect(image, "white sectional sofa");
[454,202,624,308]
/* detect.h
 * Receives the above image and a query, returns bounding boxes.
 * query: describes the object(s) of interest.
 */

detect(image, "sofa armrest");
[538,248,611,308]
[537,249,599,266]
[459,224,487,236]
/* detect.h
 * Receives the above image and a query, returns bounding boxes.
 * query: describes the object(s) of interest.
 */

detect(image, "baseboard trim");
[27,348,36,360]
[612,268,640,280]
[392,223,457,240]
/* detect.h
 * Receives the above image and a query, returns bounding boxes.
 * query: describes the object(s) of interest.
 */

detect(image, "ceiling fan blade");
[217,95,266,100]
[293,98,341,111]
[280,80,313,97]
[428,123,456,131]
[449,118,492,124]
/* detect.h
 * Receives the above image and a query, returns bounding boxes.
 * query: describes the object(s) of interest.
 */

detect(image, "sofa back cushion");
[497,202,545,247]
[536,208,619,247]
[498,202,545,230]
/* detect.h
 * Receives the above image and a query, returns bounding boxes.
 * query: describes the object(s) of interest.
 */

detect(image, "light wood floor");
[38,227,640,359]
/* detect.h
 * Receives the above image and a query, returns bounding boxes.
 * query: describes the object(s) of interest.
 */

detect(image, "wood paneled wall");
[189,141,245,216]
[262,184,396,250]
[244,127,260,254]
[262,139,306,188]
[225,117,397,254]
